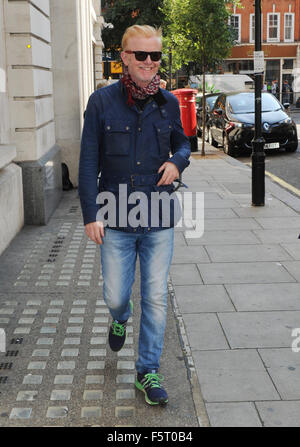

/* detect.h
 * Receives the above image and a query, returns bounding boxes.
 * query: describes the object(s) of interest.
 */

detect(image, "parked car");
[207,91,298,156]
[196,93,219,139]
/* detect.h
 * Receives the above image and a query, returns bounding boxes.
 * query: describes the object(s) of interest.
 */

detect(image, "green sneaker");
[135,372,168,406]
[108,320,127,352]
[108,300,133,352]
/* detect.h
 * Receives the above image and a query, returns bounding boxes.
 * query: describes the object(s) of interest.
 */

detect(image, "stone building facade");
[0,0,104,255]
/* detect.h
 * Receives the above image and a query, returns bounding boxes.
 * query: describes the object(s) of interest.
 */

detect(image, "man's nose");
[144,54,152,64]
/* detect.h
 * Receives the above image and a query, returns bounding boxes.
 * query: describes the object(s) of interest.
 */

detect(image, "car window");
[206,96,218,110]
[227,93,282,113]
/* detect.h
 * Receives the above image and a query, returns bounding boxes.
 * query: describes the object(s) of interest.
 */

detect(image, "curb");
[219,152,300,212]
[168,277,210,427]
[193,141,300,212]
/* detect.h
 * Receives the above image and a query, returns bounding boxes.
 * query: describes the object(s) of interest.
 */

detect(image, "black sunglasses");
[125,51,162,62]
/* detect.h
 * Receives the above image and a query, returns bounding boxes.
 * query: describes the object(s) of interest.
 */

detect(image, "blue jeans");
[100,227,174,373]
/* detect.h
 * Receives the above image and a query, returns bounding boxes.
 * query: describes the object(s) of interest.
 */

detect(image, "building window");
[267,13,280,42]
[265,60,280,89]
[249,13,263,43]
[223,60,254,75]
[283,59,294,70]
[284,13,294,42]
[229,14,241,43]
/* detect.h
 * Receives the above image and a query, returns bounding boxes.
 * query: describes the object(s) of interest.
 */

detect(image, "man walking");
[78,25,190,406]
[282,79,293,105]
[271,79,278,98]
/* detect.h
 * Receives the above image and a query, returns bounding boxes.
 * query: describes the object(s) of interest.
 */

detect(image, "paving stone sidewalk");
[0,190,198,427]
[170,146,300,427]
[1,143,300,427]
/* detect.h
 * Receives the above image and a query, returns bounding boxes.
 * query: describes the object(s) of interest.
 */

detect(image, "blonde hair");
[122,25,162,50]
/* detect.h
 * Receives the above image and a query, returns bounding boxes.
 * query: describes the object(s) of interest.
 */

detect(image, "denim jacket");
[78,80,191,232]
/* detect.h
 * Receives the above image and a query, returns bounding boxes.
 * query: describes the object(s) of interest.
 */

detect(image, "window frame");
[267,12,280,43]
[229,14,241,43]
[249,13,263,43]
[284,13,294,42]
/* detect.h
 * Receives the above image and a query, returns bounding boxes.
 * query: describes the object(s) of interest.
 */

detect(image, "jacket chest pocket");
[104,120,132,156]
[154,122,172,157]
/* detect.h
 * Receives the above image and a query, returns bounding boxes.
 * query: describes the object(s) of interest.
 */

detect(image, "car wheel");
[285,143,298,153]
[208,128,218,147]
[223,134,236,157]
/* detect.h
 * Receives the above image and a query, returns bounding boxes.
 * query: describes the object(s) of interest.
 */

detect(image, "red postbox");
[171,88,198,152]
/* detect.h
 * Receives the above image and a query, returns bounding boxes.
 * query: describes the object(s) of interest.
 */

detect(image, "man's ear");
[120,51,128,66]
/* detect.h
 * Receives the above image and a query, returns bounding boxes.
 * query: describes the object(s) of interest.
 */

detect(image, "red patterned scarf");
[121,66,160,106]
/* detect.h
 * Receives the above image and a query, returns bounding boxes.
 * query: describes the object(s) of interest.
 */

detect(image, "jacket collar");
[153,89,167,106]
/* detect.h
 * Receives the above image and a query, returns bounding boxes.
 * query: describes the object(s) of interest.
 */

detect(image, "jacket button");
[126,126,130,130]
[138,128,141,131]
[107,126,111,130]
[137,161,141,165]
[157,128,161,132]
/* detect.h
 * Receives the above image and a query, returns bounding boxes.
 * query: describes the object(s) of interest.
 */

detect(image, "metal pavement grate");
[47,236,66,262]
[69,206,79,214]
[5,351,19,357]
[10,338,23,345]
[0,363,13,370]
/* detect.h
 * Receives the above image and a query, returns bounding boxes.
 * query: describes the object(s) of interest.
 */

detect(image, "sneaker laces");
[142,373,164,389]
[111,321,126,336]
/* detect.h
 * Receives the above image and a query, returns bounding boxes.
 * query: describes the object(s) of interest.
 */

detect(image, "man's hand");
[157,162,180,186]
[85,221,105,245]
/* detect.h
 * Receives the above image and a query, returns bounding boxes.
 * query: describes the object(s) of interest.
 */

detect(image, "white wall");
[0,0,10,144]
[51,0,102,187]
[4,0,55,162]
[0,0,24,255]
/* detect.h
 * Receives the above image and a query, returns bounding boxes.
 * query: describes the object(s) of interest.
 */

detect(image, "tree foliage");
[102,0,242,52]
[161,0,234,68]
[102,0,164,50]
[102,0,242,154]
[160,0,237,155]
